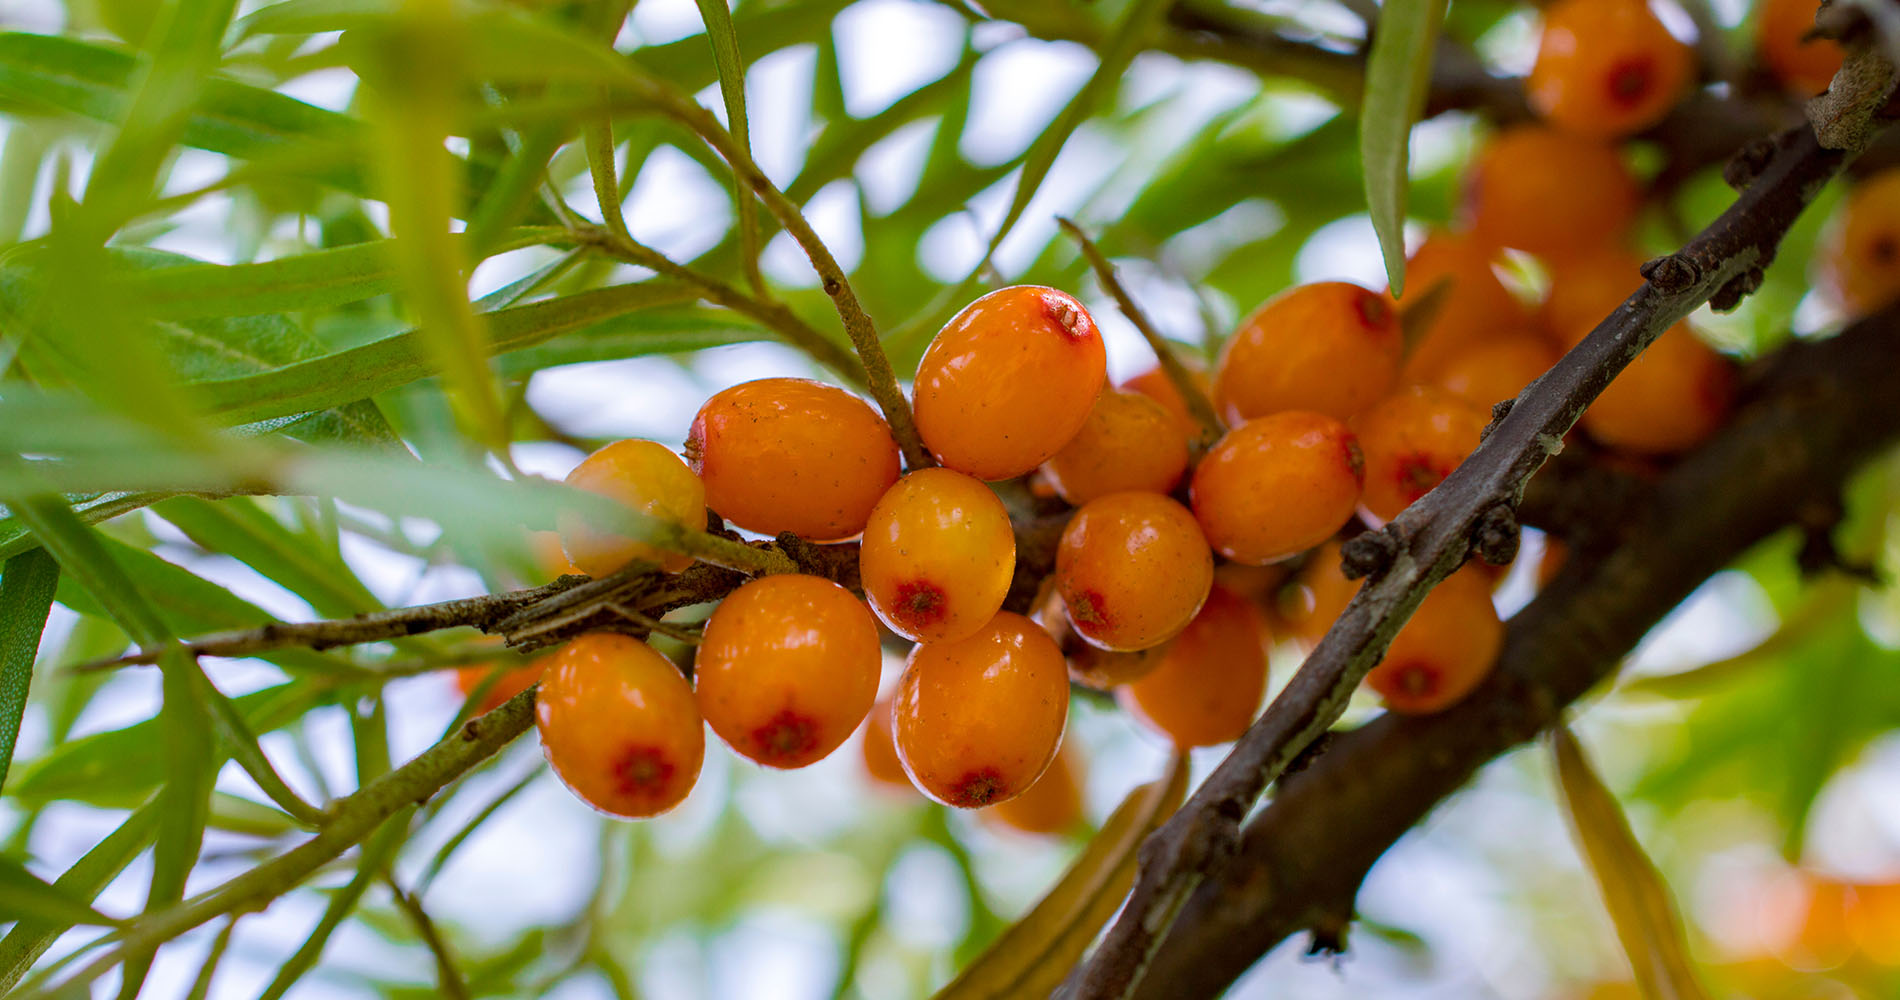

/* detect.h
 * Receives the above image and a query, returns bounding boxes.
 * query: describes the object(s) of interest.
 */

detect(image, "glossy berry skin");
[893,612,1069,808]
[560,439,706,576]
[1435,334,1559,413]
[1580,326,1735,455]
[1353,386,1489,523]
[1042,389,1190,505]
[1541,246,1648,342]
[695,575,881,769]
[1466,127,1639,257]
[913,286,1107,480]
[1366,566,1503,714]
[1191,411,1364,565]
[1758,0,1843,97]
[1214,282,1402,425]
[1822,170,1900,318]
[537,633,703,819]
[1122,365,1211,444]
[1118,585,1269,748]
[1528,0,1693,139]
[859,468,1016,643]
[686,378,900,541]
[1395,232,1533,383]
[455,658,547,715]
[860,698,915,793]
[1056,492,1214,652]
[984,742,1084,836]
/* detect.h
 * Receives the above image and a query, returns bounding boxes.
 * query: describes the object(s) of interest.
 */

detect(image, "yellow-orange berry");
[893,612,1069,808]
[1395,233,1535,383]
[1067,643,1166,690]
[1042,389,1190,505]
[1528,0,1693,139]
[1541,246,1648,343]
[560,439,706,576]
[984,742,1084,836]
[537,633,703,818]
[695,575,881,769]
[859,468,1016,643]
[1353,386,1489,523]
[1821,169,1900,318]
[529,530,582,581]
[1118,585,1269,748]
[1122,365,1212,444]
[860,698,915,794]
[1366,566,1503,714]
[1280,540,1358,649]
[1580,326,1734,455]
[1191,411,1364,565]
[1435,334,1560,413]
[1757,0,1843,97]
[454,657,548,715]
[1214,282,1402,424]
[1466,127,1639,257]
[1056,492,1214,652]
[686,378,900,541]
[913,286,1107,480]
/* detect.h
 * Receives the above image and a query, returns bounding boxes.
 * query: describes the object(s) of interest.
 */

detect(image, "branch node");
[1283,731,1335,778]
[774,531,827,575]
[1475,502,1522,567]
[1639,252,1701,292]
[1709,266,1767,312]
[1481,398,1513,442]
[1723,136,1779,190]
[1340,527,1400,581]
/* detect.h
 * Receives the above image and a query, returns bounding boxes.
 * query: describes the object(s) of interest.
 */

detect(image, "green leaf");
[0,804,158,992]
[257,807,414,1000]
[151,496,382,619]
[0,853,118,927]
[693,0,764,288]
[0,549,57,792]
[1360,0,1447,296]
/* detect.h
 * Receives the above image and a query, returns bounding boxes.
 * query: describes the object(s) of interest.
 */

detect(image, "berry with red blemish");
[537,633,703,819]
[984,741,1084,836]
[1528,0,1692,139]
[1353,386,1489,523]
[1822,169,1900,318]
[1056,492,1214,652]
[1213,281,1403,425]
[1118,585,1270,747]
[1190,411,1364,565]
[1366,566,1503,714]
[695,574,880,769]
[892,612,1069,808]
[860,468,1016,643]
[913,285,1107,480]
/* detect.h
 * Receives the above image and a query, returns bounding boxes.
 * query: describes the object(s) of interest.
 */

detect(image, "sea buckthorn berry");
[455,657,548,715]
[1213,282,1402,424]
[1541,247,1648,344]
[1366,566,1503,714]
[537,633,703,818]
[1758,0,1843,97]
[1122,364,1211,444]
[860,468,1016,643]
[530,530,582,580]
[1394,232,1534,383]
[1191,411,1363,565]
[1528,0,1693,139]
[1821,169,1900,318]
[1118,585,1269,748]
[860,698,915,793]
[1041,389,1190,505]
[893,612,1069,808]
[1280,540,1358,649]
[984,742,1084,836]
[560,439,706,576]
[1353,386,1489,523]
[1435,334,1559,413]
[1466,126,1639,257]
[1580,325,1735,455]
[1056,492,1214,652]
[913,286,1107,480]
[685,378,900,541]
[1067,643,1166,690]
[695,575,880,769]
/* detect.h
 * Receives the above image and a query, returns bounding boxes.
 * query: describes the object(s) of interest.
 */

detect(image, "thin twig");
[386,875,471,1000]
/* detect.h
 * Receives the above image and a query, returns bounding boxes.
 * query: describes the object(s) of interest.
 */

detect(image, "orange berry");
[537,633,703,818]
[455,658,547,715]
[859,698,915,793]
[1067,643,1166,690]
[859,468,1016,643]
[1056,492,1214,652]
[1821,169,1900,318]
[695,575,880,769]
[1465,126,1639,256]
[1353,386,1489,523]
[1214,281,1402,424]
[560,439,706,576]
[1541,246,1648,343]
[1365,566,1503,714]
[1190,411,1364,565]
[913,286,1107,480]
[1041,389,1190,505]
[686,378,900,541]
[1435,334,1560,413]
[1118,585,1269,748]
[984,741,1084,836]
[1757,0,1843,97]
[1579,325,1734,455]
[1394,232,1534,383]
[1122,365,1211,444]
[529,530,582,580]
[1280,540,1358,649]
[1528,0,1693,139]
[893,612,1069,807]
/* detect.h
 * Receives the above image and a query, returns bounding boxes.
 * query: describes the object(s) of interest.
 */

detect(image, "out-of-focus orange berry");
[1578,326,1735,455]
[695,575,880,769]
[860,698,915,794]
[1118,585,1269,747]
[1541,246,1648,344]
[913,286,1107,480]
[1280,540,1359,649]
[984,741,1084,836]
[1214,282,1402,425]
[1466,126,1639,257]
[1775,874,1857,970]
[1056,492,1214,652]
[893,612,1069,807]
[560,439,706,577]
[1122,364,1212,444]
[1395,232,1534,383]
[685,378,899,541]
[1042,389,1190,505]
[1849,880,1900,964]
[537,633,703,818]
[1353,386,1489,523]
[530,530,582,580]
[1757,0,1843,97]
[1821,169,1900,318]
[1435,334,1560,414]
[1191,411,1364,565]
[1365,566,1503,714]
[455,658,548,715]
[1528,0,1693,139]
[859,468,1015,643]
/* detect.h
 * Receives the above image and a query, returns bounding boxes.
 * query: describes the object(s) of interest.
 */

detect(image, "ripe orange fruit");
[1578,325,1734,455]
[1528,0,1693,138]
[1434,334,1560,413]
[1041,388,1191,505]
[1190,411,1363,565]
[859,698,915,794]
[1821,169,1900,318]
[859,468,1016,643]
[529,530,582,580]
[455,658,547,715]
[1213,281,1402,424]
[1280,540,1358,649]
[1353,386,1489,523]
[1118,585,1269,747]
[1757,0,1843,97]
[1466,126,1639,257]
[695,575,881,769]
[1066,642,1167,690]
[1365,566,1503,714]
[1394,231,1533,383]
[1056,492,1214,652]
[686,378,900,541]
[984,741,1084,836]
[892,612,1069,807]
[560,439,706,576]
[537,633,704,818]
[913,286,1107,480]
[1541,246,1648,343]
[1122,364,1212,444]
